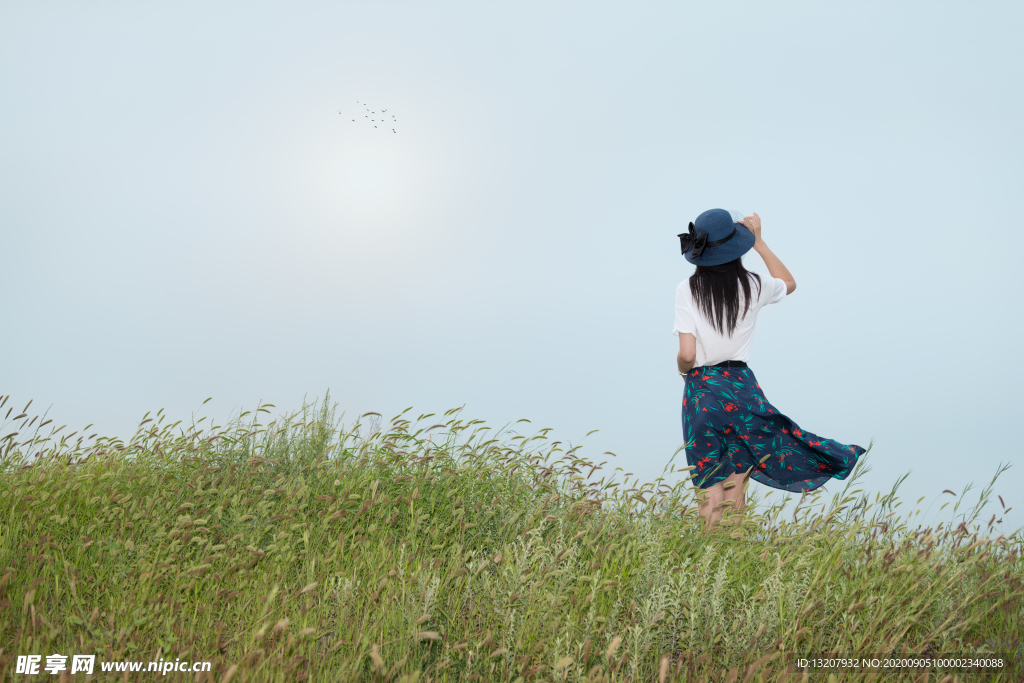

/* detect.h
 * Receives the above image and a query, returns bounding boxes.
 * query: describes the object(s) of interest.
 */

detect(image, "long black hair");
[688,258,762,337]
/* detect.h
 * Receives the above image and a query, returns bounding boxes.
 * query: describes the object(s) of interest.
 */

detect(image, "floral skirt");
[682,364,865,492]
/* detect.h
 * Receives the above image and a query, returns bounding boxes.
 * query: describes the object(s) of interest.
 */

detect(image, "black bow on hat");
[678,222,737,258]
[678,222,707,257]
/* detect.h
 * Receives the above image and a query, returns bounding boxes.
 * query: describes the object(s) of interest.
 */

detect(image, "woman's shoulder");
[674,279,694,308]
[743,272,773,307]
[748,272,788,306]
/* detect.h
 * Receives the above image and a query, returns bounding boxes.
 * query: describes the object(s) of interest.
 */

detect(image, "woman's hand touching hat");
[739,212,762,245]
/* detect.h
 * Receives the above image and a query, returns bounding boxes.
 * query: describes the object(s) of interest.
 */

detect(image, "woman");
[673,209,865,529]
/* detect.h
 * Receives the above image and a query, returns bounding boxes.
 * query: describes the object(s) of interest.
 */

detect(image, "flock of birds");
[342,101,397,133]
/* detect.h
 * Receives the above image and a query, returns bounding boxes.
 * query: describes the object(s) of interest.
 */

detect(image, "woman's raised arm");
[741,213,796,294]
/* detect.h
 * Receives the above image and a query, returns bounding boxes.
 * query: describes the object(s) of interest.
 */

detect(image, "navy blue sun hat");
[678,208,756,266]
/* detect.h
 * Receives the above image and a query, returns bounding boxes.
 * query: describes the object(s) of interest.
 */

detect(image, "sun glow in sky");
[337,142,408,217]
[302,128,424,245]
[302,102,421,228]
[245,78,498,285]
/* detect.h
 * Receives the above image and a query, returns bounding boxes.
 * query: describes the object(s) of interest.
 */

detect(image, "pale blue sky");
[2,1,1021,531]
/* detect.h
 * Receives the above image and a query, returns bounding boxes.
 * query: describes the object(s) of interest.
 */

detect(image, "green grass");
[1,393,1021,682]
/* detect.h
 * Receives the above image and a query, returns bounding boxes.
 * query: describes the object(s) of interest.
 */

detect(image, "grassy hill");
[1,395,1021,682]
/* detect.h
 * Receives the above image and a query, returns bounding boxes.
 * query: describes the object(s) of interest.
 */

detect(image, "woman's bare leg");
[721,472,748,522]
[698,482,725,529]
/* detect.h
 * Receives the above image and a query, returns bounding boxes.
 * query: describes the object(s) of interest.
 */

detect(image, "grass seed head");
[370,643,383,670]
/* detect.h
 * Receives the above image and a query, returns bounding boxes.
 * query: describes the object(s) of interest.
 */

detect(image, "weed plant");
[0,394,1021,682]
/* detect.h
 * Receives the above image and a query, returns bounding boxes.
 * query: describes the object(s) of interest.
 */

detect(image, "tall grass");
[1,393,1021,682]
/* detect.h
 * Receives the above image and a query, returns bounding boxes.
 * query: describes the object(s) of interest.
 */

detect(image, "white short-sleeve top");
[672,274,789,368]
